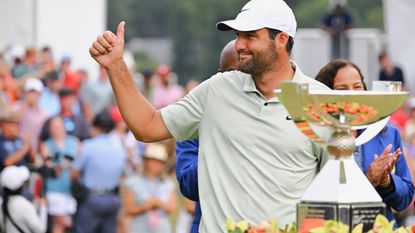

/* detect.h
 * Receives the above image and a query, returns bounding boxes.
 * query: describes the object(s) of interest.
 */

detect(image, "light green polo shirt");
[161,64,329,232]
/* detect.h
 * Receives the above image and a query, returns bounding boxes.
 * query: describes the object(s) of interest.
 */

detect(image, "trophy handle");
[354,117,390,146]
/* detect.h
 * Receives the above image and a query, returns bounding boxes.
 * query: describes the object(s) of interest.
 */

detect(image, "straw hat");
[143,143,168,162]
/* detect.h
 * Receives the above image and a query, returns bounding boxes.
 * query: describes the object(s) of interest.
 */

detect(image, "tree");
[170,0,246,83]
[108,0,383,85]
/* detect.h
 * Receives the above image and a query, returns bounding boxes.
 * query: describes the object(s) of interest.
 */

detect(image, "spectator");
[11,47,39,80]
[151,64,184,109]
[122,143,177,233]
[0,58,18,103]
[40,87,90,142]
[403,98,415,143]
[140,69,155,100]
[109,105,145,233]
[17,78,48,152]
[39,71,62,117]
[0,165,47,232]
[0,107,34,172]
[109,106,142,174]
[379,51,405,87]
[39,116,79,233]
[71,110,126,233]
[315,59,414,224]
[60,56,81,94]
[184,80,199,95]
[80,65,114,116]
[218,39,238,72]
[320,2,353,59]
[76,69,94,124]
[38,46,55,72]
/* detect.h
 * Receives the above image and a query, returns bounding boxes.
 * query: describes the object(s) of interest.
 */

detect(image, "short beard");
[238,41,279,77]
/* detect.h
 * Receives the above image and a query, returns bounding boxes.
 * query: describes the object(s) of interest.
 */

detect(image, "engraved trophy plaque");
[276,82,408,232]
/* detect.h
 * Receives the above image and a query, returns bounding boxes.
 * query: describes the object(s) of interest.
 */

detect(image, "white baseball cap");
[216,0,297,37]
[24,78,44,93]
[143,143,168,162]
[1,165,30,191]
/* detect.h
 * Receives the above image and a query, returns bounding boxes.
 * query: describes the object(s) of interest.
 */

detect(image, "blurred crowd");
[0,46,198,233]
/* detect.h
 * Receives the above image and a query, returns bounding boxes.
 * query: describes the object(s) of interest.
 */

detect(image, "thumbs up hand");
[89,21,125,68]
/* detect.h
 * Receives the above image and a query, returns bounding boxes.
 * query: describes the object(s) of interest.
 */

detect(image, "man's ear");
[275,32,289,52]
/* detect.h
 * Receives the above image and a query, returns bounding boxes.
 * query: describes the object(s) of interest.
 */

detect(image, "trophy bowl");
[276,82,407,127]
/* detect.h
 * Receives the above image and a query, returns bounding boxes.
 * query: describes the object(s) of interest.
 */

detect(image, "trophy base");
[297,201,385,233]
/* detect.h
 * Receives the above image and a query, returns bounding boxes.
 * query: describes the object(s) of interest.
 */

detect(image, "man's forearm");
[106,60,172,142]
[4,146,30,166]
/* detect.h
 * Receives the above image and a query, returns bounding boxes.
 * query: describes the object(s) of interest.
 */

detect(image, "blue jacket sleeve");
[176,139,199,202]
[376,127,414,211]
[362,126,415,211]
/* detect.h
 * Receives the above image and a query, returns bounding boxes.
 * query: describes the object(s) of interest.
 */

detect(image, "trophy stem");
[327,125,355,158]
[340,160,346,184]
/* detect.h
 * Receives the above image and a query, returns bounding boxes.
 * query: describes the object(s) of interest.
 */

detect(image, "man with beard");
[89,0,329,231]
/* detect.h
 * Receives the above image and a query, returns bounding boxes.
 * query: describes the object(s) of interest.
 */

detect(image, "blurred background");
[1,1,415,232]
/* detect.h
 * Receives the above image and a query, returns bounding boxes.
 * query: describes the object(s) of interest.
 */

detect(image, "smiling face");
[316,59,367,91]
[235,28,279,76]
[143,158,166,177]
[333,65,365,91]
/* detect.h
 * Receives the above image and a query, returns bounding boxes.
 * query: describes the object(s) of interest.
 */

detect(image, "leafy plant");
[226,215,415,233]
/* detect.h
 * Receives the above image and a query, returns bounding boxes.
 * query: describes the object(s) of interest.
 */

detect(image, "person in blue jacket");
[175,139,201,233]
[315,59,415,224]
[175,40,237,233]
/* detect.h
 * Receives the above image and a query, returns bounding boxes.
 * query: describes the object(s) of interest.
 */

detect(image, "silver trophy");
[276,82,408,232]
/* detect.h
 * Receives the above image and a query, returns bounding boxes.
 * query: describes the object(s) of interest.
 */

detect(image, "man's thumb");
[117,21,125,40]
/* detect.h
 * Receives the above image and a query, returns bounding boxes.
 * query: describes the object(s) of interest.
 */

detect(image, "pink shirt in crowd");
[152,84,185,109]
[19,107,48,151]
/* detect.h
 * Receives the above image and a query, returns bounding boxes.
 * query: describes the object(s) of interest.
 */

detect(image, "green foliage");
[290,0,384,29]
[108,0,173,39]
[107,0,384,85]
[169,0,245,83]
[133,51,158,72]
[289,0,329,28]
[347,0,383,28]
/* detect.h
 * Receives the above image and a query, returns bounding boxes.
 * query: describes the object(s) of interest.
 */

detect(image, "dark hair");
[41,46,51,53]
[58,87,75,97]
[44,70,59,81]
[267,29,294,55]
[315,59,367,90]
[92,109,115,133]
[141,69,153,78]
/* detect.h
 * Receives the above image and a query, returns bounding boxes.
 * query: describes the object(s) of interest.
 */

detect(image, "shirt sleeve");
[73,141,89,170]
[175,139,199,201]
[376,127,415,211]
[161,77,212,141]
[19,198,47,233]
[123,176,137,191]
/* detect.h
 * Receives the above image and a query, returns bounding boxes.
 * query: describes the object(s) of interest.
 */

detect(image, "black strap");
[4,204,26,233]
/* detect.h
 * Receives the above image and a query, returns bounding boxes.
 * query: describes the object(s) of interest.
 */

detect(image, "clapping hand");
[366,144,400,188]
